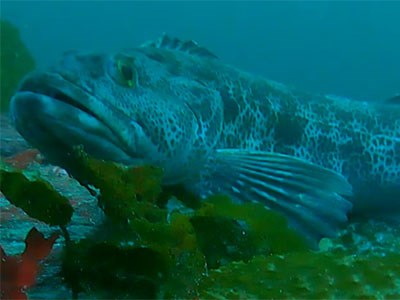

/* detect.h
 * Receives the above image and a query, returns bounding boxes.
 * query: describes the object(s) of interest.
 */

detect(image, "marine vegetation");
[0,228,59,300]
[1,148,399,299]
[0,19,36,112]
[0,160,73,226]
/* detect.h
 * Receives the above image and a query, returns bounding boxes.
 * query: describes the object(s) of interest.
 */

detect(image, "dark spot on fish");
[339,137,364,155]
[241,114,257,132]
[225,134,237,148]
[77,55,104,79]
[250,80,272,101]
[337,109,354,123]
[318,135,337,153]
[166,60,182,76]
[275,113,305,145]
[193,65,218,83]
[169,118,176,127]
[220,87,239,123]
[394,142,400,164]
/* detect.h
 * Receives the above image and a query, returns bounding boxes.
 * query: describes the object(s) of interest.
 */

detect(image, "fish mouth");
[10,72,137,165]
[18,72,98,121]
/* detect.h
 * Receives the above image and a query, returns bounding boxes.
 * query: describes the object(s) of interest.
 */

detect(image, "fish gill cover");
[0,19,36,112]
[1,147,400,299]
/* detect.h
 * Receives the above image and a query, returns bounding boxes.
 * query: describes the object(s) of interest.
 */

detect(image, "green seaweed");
[189,195,308,270]
[0,160,73,226]
[199,252,400,299]
[62,240,166,299]
[58,146,164,223]
[196,195,308,254]
[3,146,399,299]
[0,19,36,112]
[191,215,255,268]
[58,147,206,298]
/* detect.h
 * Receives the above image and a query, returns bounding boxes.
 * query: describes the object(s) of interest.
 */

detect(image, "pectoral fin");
[204,149,353,245]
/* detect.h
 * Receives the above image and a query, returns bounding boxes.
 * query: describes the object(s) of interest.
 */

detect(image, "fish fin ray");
[204,149,353,245]
[140,33,218,59]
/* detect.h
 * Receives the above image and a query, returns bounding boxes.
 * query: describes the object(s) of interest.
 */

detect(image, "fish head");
[10,49,223,183]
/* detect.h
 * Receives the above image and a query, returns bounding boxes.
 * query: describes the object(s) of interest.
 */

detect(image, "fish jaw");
[9,70,203,184]
[10,72,141,165]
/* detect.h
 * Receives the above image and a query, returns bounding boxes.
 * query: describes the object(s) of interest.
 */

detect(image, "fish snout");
[58,51,107,80]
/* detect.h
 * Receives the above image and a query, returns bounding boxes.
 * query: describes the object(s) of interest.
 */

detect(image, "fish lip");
[14,71,138,161]
[18,72,97,119]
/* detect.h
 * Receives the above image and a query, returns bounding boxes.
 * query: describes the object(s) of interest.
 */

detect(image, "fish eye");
[115,56,137,88]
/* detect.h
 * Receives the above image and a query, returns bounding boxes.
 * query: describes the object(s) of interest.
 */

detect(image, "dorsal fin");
[385,94,400,105]
[140,33,218,59]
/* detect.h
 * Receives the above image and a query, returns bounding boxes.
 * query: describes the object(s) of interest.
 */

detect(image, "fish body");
[10,34,400,243]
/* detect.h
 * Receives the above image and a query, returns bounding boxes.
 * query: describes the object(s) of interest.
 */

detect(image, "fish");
[9,34,400,245]
[385,94,400,105]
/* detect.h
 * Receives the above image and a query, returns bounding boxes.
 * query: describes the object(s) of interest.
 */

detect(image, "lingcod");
[10,34,400,243]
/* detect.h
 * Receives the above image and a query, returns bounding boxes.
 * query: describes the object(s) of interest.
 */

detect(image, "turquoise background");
[1,1,399,101]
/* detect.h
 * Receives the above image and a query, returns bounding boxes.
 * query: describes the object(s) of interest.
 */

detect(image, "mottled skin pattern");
[10,38,400,216]
[136,45,400,214]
